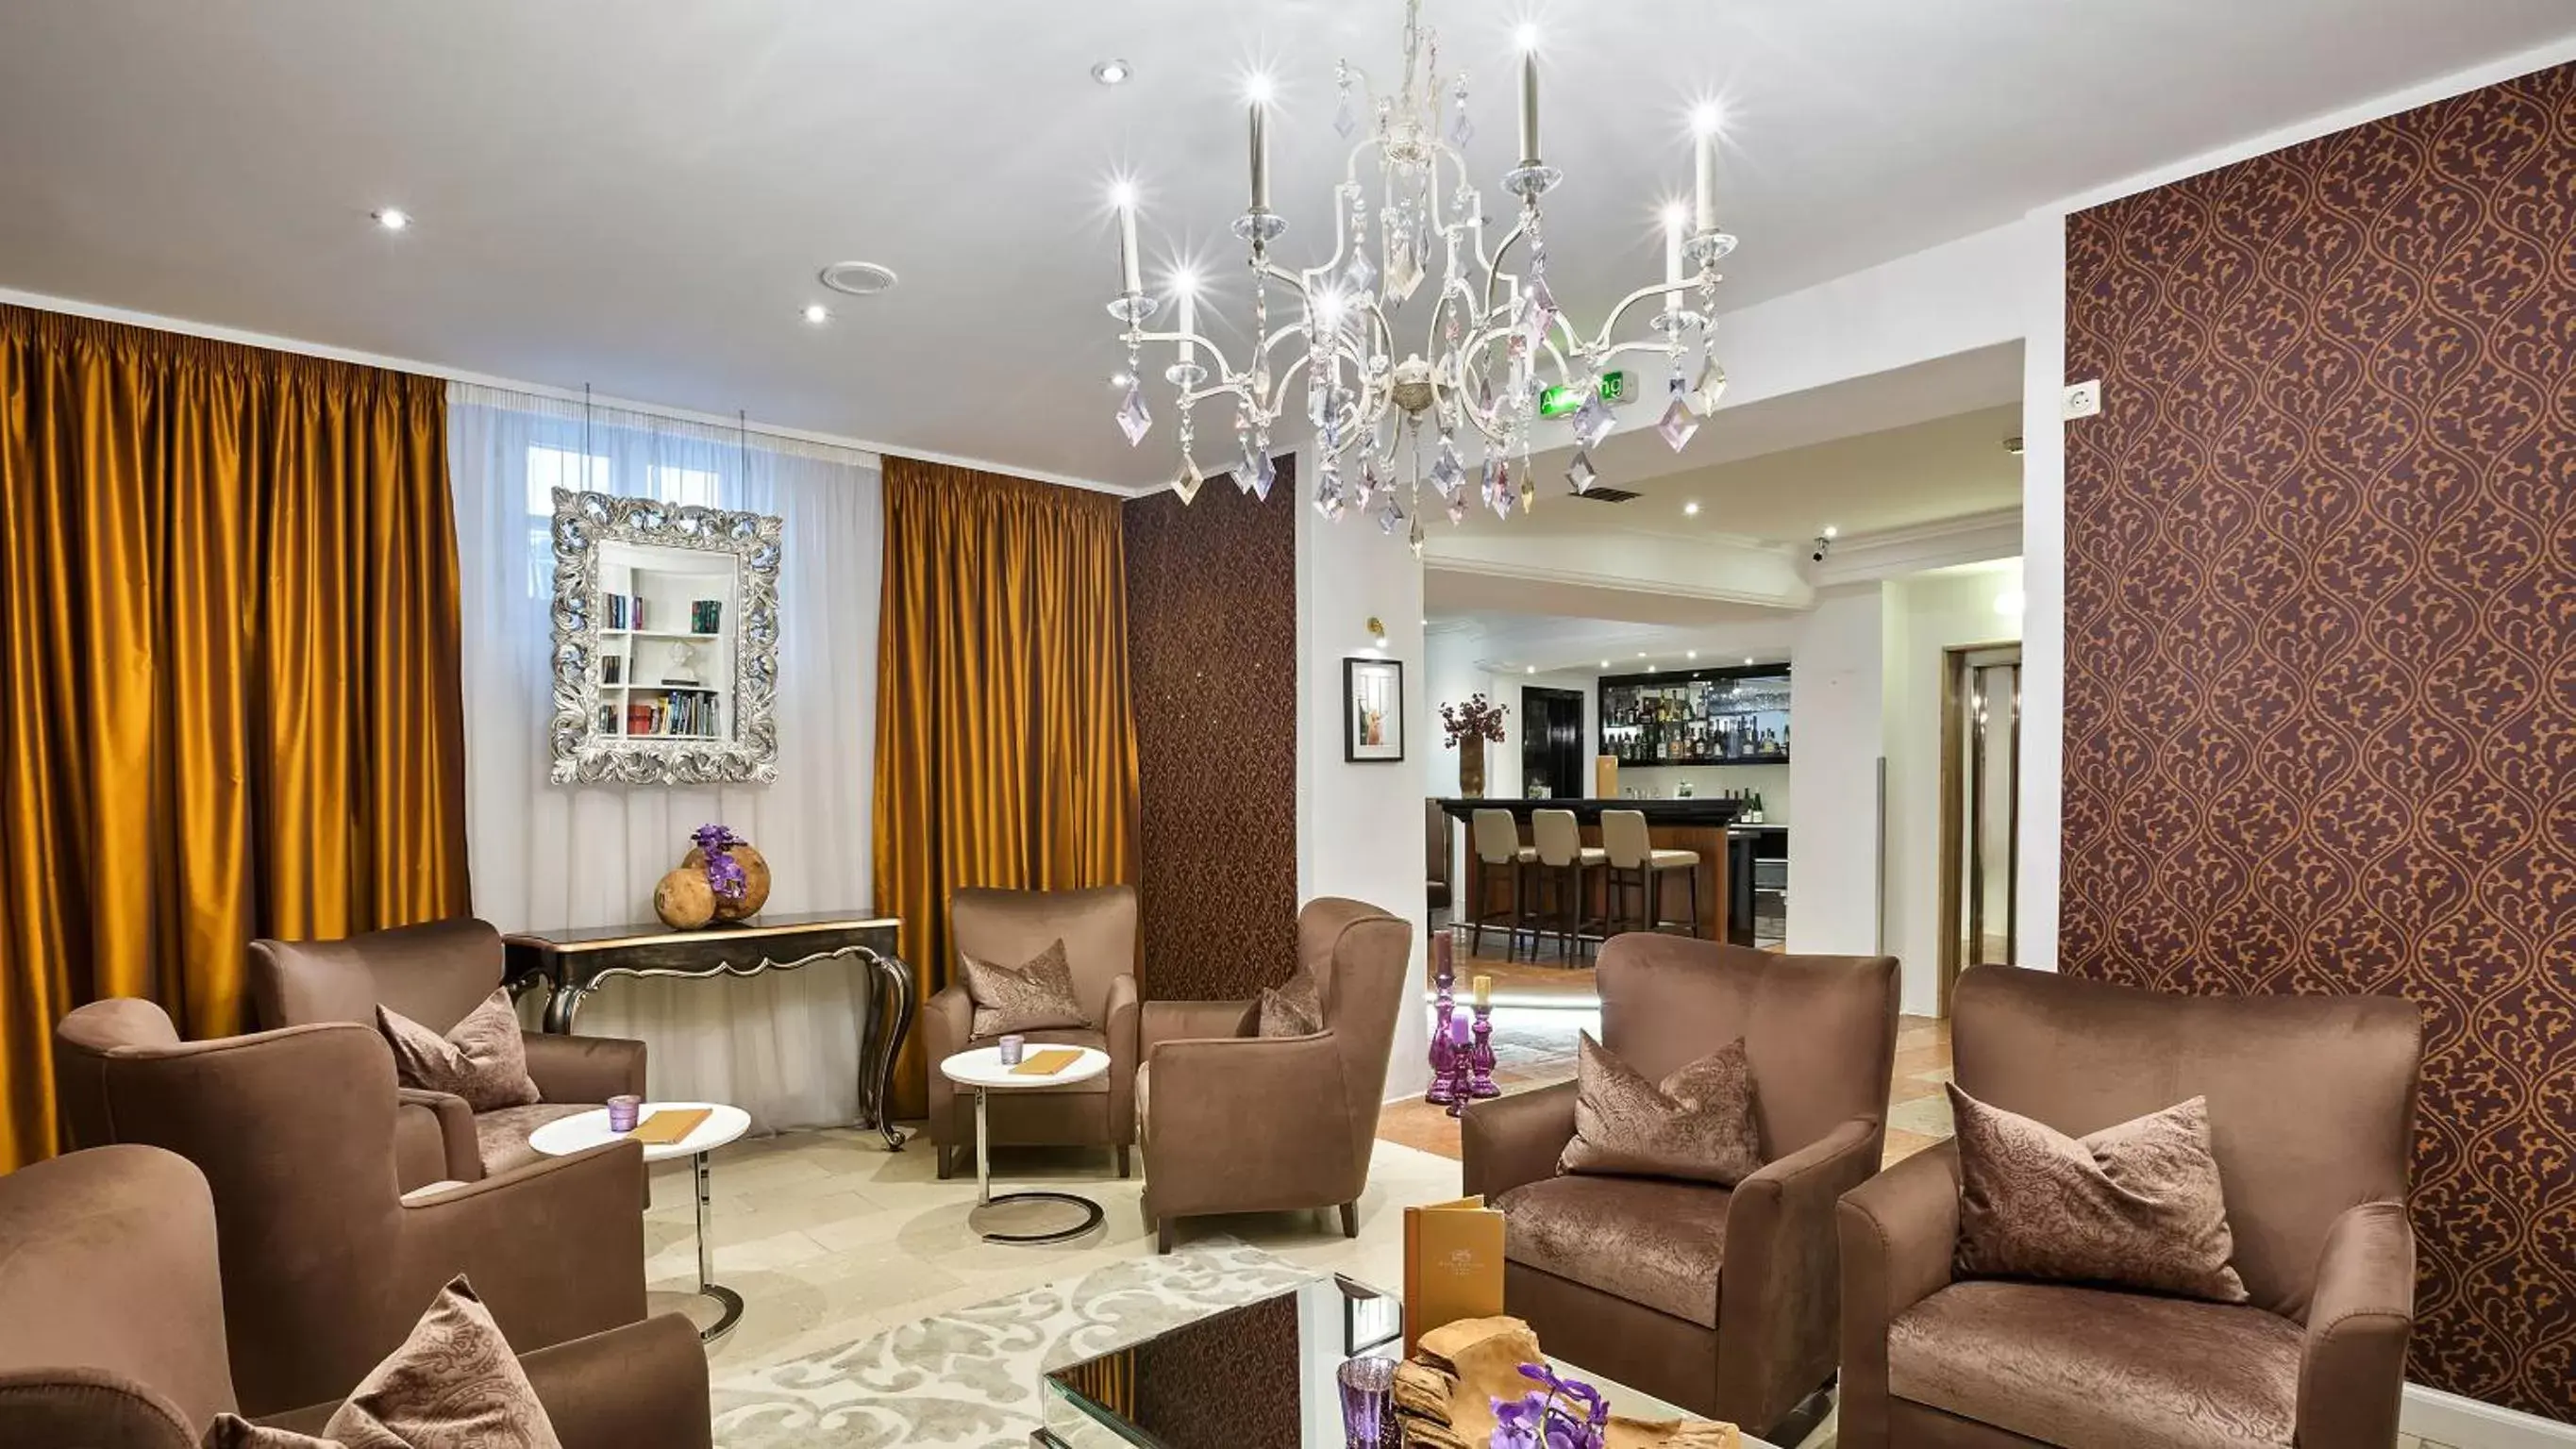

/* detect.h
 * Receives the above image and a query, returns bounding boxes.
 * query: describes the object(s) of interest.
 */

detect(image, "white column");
[1785,584,1888,957]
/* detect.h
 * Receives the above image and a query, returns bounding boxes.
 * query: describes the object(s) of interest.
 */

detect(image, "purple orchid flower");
[691,823,748,902]
[1491,1365,1607,1449]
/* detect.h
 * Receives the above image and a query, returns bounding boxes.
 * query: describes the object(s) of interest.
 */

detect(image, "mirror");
[548,487,782,784]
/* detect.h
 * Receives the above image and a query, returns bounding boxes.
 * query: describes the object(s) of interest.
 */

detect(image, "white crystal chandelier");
[1106,0,1733,552]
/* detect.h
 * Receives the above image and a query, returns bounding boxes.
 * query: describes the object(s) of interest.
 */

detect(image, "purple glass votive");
[1337,1356,1397,1447]
[607,1094,643,1133]
[997,1034,1026,1066]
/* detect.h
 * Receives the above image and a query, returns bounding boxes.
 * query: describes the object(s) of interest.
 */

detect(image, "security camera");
[1811,534,1833,563]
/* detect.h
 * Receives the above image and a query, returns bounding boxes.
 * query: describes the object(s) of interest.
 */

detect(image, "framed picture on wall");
[1344,657,1405,762]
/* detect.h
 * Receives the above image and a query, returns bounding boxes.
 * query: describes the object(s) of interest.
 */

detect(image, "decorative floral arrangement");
[1441,693,1510,748]
[1490,1362,1608,1449]
[692,822,748,903]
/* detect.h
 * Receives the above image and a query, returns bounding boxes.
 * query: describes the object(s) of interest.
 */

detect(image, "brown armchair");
[249,916,647,1184]
[0,1143,709,1449]
[52,998,651,1419]
[1461,936,1898,1440]
[1837,965,2422,1449]
[928,885,1142,1177]
[1138,897,1412,1252]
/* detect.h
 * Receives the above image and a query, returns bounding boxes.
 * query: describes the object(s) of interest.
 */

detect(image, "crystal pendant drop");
[1378,491,1405,536]
[1385,237,1423,302]
[1566,449,1599,494]
[1657,379,1702,452]
[1408,511,1426,558]
[1333,91,1357,138]
[1250,448,1278,502]
[1313,466,1347,521]
[1519,472,1538,513]
[1572,387,1615,449]
[1445,484,1468,525]
[1485,459,1514,520]
[1429,441,1464,496]
[1355,455,1383,509]
[1171,455,1205,506]
[1345,247,1377,295]
[1692,358,1730,415]
[1450,100,1475,148]
[1114,382,1152,447]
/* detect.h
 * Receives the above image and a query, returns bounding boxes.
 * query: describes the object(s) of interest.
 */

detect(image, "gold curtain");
[0,306,469,1170]
[873,458,1140,1114]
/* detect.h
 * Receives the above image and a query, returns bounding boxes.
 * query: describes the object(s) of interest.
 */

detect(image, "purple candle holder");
[1428,1024,1458,1108]
[1337,1357,1397,1447]
[1428,931,1458,1105]
[607,1094,643,1133]
[1443,1013,1476,1119]
[997,1034,1026,1066]
[1469,1005,1499,1098]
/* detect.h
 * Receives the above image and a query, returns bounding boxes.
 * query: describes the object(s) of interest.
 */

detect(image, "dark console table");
[502,910,912,1151]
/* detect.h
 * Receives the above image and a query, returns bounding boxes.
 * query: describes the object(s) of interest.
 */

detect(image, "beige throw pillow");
[1557,1033,1763,1187]
[1257,968,1325,1037]
[961,938,1091,1039]
[1949,1084,2250,1304]
[201,1275,561,1448]
[376,989,540,1112]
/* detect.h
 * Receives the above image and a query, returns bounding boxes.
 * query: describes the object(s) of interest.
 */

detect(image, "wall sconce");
[1366,615,1388,649]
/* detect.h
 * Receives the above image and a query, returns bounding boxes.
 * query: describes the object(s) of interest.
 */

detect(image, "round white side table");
[528,1101,751,1344]
[938,1045,1111,1244]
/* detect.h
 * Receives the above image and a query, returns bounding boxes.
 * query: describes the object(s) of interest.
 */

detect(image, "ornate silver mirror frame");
[548,487,782,784]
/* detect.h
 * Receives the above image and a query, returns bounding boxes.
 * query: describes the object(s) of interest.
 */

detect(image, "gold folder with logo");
[1403,1194,1505,1354]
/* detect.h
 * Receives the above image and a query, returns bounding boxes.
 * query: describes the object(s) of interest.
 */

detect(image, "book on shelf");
[690,598,723,634]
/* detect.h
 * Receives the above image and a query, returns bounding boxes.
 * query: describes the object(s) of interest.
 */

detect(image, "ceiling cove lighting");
[372,208,410,231]
[1103,0,1738,551]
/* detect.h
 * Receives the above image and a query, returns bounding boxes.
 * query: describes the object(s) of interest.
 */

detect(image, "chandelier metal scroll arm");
[1581,282,1710,358]
[1128,326,1248,393]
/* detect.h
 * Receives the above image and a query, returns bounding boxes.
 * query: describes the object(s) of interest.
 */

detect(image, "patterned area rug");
[710,1238,1318,1447]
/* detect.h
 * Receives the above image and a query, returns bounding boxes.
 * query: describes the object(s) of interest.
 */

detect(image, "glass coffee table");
[1036,1274,1768,1448]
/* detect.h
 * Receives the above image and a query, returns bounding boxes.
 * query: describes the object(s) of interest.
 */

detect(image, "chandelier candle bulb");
[1664,208,1685,312]
[1694,118,1720,236]
[1518,48,1542,166]
[1177,285,1197,365]
[1117,192,1142,297]
[1248,99,1270,214]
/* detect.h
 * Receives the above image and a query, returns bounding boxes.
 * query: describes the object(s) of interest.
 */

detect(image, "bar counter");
[1436,797,1746,944]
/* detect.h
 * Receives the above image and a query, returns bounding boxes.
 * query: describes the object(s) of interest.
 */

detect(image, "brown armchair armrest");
[1460,1080,1577,1203]
[1105,974,1140,1148]
[516,1312,711,1449]
[1720,1115,1883,1432]
[925,983,975,1056]
[1140,998,1256,1056]
[395,1141,647,1357]
[1146,1032,1354,1214]
[1836,1139,1959,1449]
[2297,1200,2414,1447]
[396,1088,483,1183]
[520,1032,646,1104]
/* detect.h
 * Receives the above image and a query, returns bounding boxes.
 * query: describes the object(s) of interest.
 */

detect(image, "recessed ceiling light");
[1821,524,1838,540]
[1743,656,1755,665]
[1091,58,1133,86]
[1525,665,1536,675]
[1683,501,1700,516]
[1636,652,1648,658]
[1647,664,1659,673]
[1599,659,1611,669]
[372,208,410,231]
[1686,650,1698,658]
[819,260,898,296]
[801,303,831,325]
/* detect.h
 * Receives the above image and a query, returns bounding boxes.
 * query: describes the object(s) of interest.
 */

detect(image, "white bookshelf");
[597,543,738,742]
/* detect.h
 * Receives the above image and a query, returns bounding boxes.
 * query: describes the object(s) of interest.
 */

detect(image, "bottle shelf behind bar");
[1597,662,1790,767]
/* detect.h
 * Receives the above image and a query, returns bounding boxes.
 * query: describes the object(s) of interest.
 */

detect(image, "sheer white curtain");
[448,383,881,1131]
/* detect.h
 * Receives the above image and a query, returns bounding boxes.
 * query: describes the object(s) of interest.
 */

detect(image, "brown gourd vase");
[681,841,772,922]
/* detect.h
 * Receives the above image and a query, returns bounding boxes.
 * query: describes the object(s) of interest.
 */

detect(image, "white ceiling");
[2,2,2568,487]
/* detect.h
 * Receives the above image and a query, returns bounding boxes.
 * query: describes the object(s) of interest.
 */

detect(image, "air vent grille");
[1568,486,1641,504]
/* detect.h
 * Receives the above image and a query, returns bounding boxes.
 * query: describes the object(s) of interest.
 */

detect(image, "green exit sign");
[1537,370,1629,419]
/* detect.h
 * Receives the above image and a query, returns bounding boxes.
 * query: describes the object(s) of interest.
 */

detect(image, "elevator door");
[1941,646,2020,1011]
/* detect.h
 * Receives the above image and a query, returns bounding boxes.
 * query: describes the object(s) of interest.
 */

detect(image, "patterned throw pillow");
[1949,1084,2250,1304]
[1257,968,1325,1037]
[1557,1033,1764,1187]
[961,938,1091,1039]
[200,1275,562,1448]
[376,989,540,1112]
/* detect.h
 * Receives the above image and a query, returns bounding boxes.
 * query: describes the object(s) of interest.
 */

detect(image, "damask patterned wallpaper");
[1123,458,1300,999]
[2062,63,2576,1419]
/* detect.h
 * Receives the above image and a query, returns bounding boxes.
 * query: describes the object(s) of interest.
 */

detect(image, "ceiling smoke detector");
[820,261,899,297]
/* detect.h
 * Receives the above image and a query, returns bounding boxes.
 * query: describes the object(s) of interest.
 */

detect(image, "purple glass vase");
[1469,1005,1499,1098]
[1337,1357,1397,1447]
[1428,931,1457,1104]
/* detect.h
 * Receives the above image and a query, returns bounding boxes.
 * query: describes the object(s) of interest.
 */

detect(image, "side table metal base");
[969,1191,1107,1245]
[691,1149,744,1346]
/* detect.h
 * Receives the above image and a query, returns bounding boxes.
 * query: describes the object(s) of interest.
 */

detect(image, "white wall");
[1785,586,1888,956]
[1882,566,2024,1016]
[1296,458,1430,1102]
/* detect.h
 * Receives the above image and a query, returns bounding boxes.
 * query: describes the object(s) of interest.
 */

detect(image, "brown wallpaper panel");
[1123,458,1299,999]
[2062,62,2576,1420]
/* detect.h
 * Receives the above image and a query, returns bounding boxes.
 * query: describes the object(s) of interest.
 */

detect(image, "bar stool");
[1531,808,1609,963]
[1467,808,1539,961]
[1602,809,1701,938]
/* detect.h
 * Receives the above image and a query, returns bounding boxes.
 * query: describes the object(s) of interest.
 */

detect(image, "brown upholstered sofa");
[52,999,650,1419]
[928,884,1142,1177]
[1138,896,1412,1252]
[0,1143,709,1449]
[1837,964,2422,1448]
[249,916,646,1182]
[1462,935,1899,1439]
